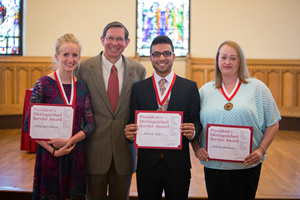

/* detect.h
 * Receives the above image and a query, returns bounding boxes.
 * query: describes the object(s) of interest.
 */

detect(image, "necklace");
[152,72,176,111]
[54,69,76,105]
[220,78,241,111]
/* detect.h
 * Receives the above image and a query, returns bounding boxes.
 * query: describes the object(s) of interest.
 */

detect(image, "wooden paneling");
[0,56,131,116]
[186,58,300,118]
[1,56,300,117]
[0,57,53,115]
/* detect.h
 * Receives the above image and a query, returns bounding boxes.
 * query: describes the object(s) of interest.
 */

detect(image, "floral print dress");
[24,76,95,200]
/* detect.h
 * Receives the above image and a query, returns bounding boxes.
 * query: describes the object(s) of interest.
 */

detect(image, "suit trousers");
[204,163,262,200]
[87,158,132,200]
[137,158,191,200]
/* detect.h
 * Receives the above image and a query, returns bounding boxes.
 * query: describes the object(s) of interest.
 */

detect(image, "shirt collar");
[101,53,123,73]
[153,70,174,84]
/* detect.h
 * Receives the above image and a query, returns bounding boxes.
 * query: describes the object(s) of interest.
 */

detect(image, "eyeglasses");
[151,51,174,58]
[105,36,125,43]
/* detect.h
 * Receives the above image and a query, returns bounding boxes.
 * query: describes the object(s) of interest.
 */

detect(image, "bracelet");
[259,145,266,155]
[52,148,56,157]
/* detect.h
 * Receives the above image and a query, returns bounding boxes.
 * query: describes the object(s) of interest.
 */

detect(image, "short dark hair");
[150,35,174,54]
[102,21,129,41]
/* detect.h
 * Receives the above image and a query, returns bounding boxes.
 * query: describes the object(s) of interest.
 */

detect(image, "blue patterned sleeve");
[23,79,46,133]
[260,82,281,127]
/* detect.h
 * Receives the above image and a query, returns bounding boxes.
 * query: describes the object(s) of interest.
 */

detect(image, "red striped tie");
[107,65,119,113]
[159,79,169,111]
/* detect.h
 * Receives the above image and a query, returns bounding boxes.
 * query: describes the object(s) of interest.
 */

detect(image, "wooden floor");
[0,129,300,199]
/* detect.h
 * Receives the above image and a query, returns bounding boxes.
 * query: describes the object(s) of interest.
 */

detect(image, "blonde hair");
[51,33,82,70]
[214,41,250,88]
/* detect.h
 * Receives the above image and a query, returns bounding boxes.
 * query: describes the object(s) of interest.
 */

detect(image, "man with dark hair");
[125,35,201,199]
[74,21,146,200]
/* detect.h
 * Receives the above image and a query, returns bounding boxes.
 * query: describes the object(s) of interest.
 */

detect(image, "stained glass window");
[0,0,23,55]
[136,0,190,57]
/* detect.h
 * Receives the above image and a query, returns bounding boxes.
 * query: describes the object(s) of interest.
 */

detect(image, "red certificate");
[28,103,76,140]
[206,124,253,163]
[134,110,183,149]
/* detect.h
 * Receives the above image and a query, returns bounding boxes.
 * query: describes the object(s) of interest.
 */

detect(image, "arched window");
[0,0,23,55]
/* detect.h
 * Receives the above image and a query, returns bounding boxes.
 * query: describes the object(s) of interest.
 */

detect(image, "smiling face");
[55,42,80,73]
[218,44,240,79]
[150,43,175,78]
[100,27,130,63]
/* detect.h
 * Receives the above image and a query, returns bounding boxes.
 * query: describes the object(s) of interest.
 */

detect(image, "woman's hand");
[244,148,264,165]
[195,147,209,162]
[53,141,76,157]
[47,138,70,149]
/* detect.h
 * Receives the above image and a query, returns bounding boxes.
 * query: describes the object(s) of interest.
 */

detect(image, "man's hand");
[181,123,195,139]
[124,124,138,140]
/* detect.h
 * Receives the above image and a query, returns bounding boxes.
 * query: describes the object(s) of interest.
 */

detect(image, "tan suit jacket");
[74,52,146,175]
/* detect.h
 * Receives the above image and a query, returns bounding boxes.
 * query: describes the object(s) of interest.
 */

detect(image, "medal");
[152,71,176,111]
[220,78,241,111]
[156,107,166,111]
[224,102,233,110]
[54,69,76,105]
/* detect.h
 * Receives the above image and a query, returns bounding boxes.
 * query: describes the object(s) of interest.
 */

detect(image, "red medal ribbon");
[54,70,76,105]
[152,72,176,106]
[220,81,241,101]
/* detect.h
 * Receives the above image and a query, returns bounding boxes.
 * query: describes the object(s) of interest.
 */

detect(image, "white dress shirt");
[154,70,195,139]
[153,70,175,105]
[101,53,124,94]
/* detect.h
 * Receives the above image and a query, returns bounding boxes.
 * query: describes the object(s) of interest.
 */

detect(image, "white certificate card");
[134,111,183,149]
[29,103,75,140]
[206,124,253,163]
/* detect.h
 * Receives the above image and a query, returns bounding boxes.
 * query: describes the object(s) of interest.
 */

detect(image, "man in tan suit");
[74,21,146,200]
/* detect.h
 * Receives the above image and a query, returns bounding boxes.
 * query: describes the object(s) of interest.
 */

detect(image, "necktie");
[158,78,169,111]
[107,65,119,113]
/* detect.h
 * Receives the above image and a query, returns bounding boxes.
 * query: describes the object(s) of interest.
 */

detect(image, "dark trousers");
[204,163,262,200]
[137,158,191,200]
[87,158,132,200]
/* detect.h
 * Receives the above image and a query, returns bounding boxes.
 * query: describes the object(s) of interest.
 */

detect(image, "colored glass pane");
[0,0,23,55]
[136,0,190,57]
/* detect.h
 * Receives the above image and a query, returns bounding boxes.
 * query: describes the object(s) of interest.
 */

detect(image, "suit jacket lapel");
[89,52,113,114]
[147,77,159,109]
[167,75,180,111]
[113,55,130,114]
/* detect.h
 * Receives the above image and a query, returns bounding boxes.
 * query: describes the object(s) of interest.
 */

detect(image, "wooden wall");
[186,57,300,118]
[1,57,300,118]
[0,56,136,116]
[0,57,53,115]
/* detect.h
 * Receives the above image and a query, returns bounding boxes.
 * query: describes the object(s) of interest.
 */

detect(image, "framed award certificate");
[28,103,76,140]
[134,110,183,149]
[206,124,253,163]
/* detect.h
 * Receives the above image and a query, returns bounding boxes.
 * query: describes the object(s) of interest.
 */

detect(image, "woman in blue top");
[194,41,281,200]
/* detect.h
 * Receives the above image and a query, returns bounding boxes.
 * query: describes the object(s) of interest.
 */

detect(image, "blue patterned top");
[199,78,281,170]
[23,76,95,200]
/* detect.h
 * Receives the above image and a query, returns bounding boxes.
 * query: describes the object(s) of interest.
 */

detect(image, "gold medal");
[157,107,166,111]
[221,79,242,111]
[224,102,233,111]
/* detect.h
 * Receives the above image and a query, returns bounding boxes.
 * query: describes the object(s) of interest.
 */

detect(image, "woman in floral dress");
[24,33,95,200]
